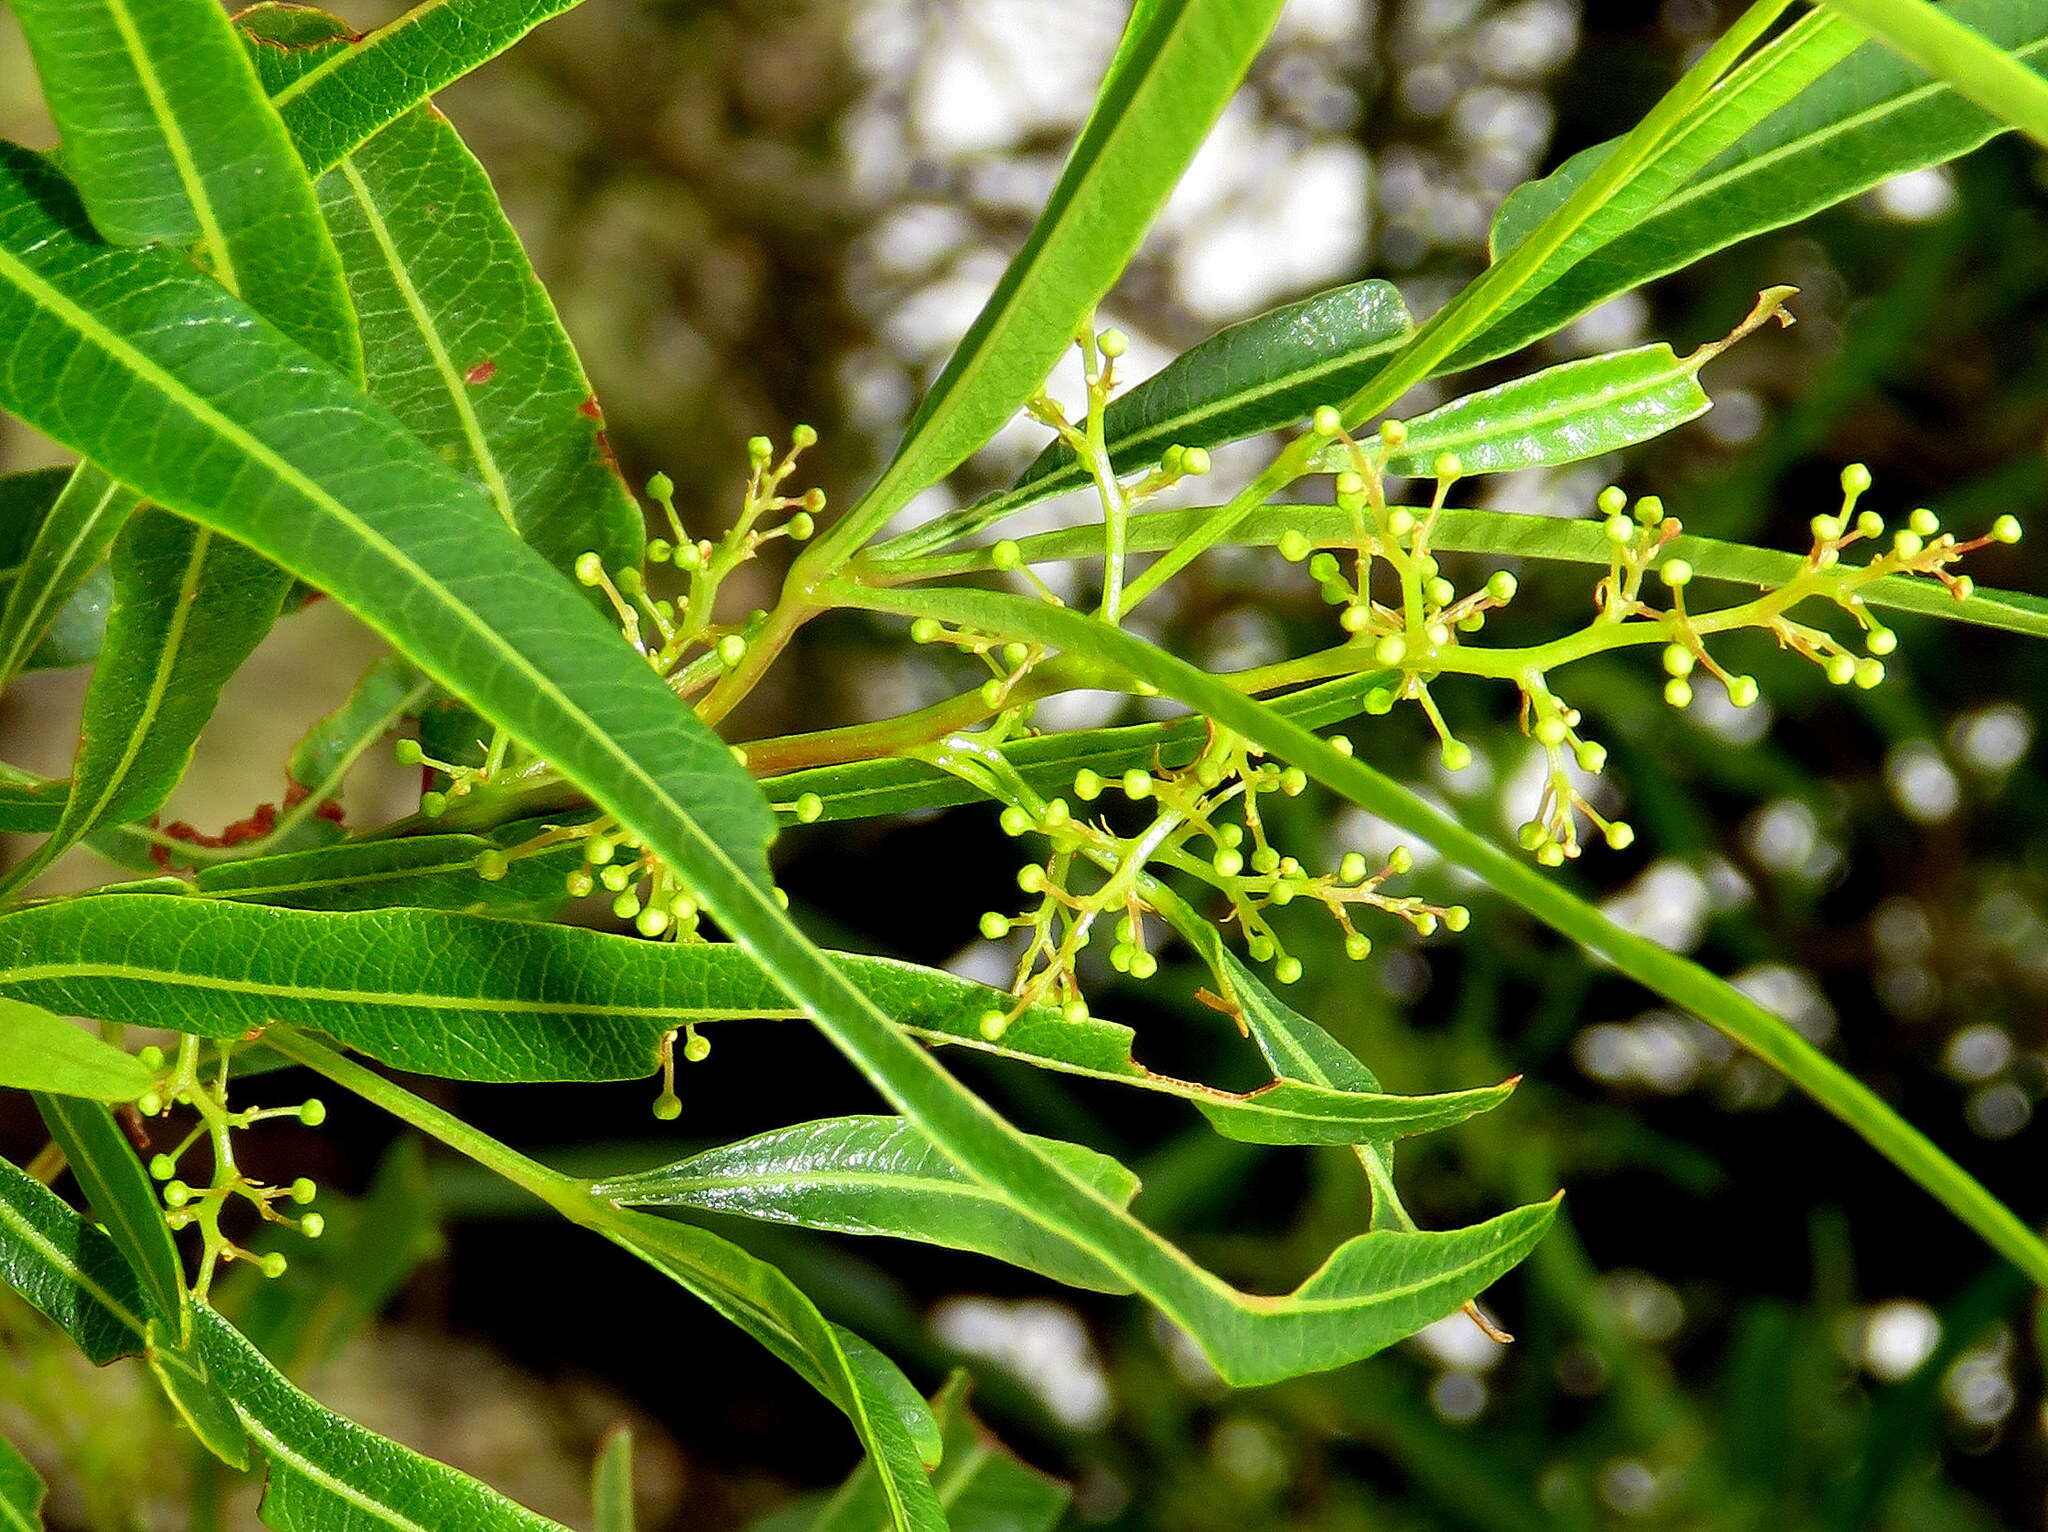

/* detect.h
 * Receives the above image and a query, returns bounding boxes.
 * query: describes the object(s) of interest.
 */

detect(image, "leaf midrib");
[102,0,238,282]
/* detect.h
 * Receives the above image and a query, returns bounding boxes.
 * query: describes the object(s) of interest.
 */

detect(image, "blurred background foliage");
[3,0,2048,1527]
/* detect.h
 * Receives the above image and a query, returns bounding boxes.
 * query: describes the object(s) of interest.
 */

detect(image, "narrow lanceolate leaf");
[885,281,1412,559]
[0,1156,573,1530]
[246,6,642,577]
[0,144,776,898]
[0,1430,45,1532]
[838,581,2048,1292]
[0,895,1514,1148]
[288,655,429,806]
[1311,289,1793,480]
[0,777,64,835]
[0,1000,154,1102]
[28,1095,185,1339]
[799,1373,1069,1532]
[0,466,131,688]
[591,1427,635,1532]
[1466,0,2048,367]
[0,147,1546,1392]
[595,1116,1144,1294]
[144,1317,250,1470]
[195,828,580,913]
[266,0,599,176]
[599,1210,946,1532]
[1816,0,2048,149]
[0,512,292,896]
[807,0,1288,563]
[7,0,358,370]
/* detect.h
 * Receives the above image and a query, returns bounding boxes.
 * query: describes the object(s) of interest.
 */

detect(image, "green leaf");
[0,776,64,835]
[144,1316,251,1471]
[265,0,598,177]
[886,280,1412,559]
[0,510,293,896]
[8,0,358,371]
[29,1093,184,1337]
[0,1430,45,1532]
[0,144,1546,1394]
[288,655,426,800]
[0,999,154,1102]
[0,465,130,687]
[245,6,643,578]
[1817,0,2048,148]
[795,1373,1069,1532]
[594,1115,1144,1294]
[599,1209,947,1532]
[0,143,777,901]
[835,580,2048,1291]
[0,1153,576,1528]
[803,0,1288,563]
[194,826,579,912]
[1311,290,1792,480]
[0,895,1512,1149]
[591,1427,634,1532]
[1469,0,2048,367]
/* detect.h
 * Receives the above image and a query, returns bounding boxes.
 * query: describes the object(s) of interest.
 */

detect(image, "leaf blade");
[0,999,154,1102]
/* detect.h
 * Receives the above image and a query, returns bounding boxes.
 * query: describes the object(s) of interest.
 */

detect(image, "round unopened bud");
[646,471,675,501]
[299,1099,326,1127]
[979,911,1010,940]
[1810,514,1843,542]
[990,540,1023,571]
[1605,515,1634,544]
[1604,820,1636,851]
[1072,768,1102,801]
[1486,571,1518,603]
[1364,686,1395,715]
[1380,419,1410,448]
[1212,847,1244,877]
[1635,494,1665,526]
[1387,509,1416,537]
[1892,530,1924,559]
[149,1154,177,1181]
[137,1046,165,1071]
[683,1032,711,1062]
[1374,635,1407,667]
[1017,864,1048,894]
[979,1011,1010,1041]
[1387,846,1414,876]
[1312,405,1343,437]
[1280,767,1308,796]
[1866,626,1898,656]
[565,869,595,898]
[1597,486,1628,518]
[475,849,509,882]
[1658,558,1693,589]
[1857,510,1885,539]
[1575,740,1607,773]
[1537,842,1567,867]
[1428,577,1457,606]
[651,1092,682,1122]
[1441,739,1473,772]
[612,891,642,920]
[1534,715,1567,747]
[1279,529,1313,562]
[1274,955,1304,985]
[1338,852,1369,883]
[574,552,605,587]
[420,790,447,818]
[1992,514,2023,544]
[1344,932,1373,961]
[394,739,425,766]
[646,538,673,563]
[1122,769,1153,800]
[786,512,816,541]
[1433,453,1463,481]
[300,1212,326,1240]
[1098,328,1129,359]
[259,1252,289,1279]
[1127,950,1158,980]
[636,906,672,938]
[747,435,774,463]
[1061,999,1090,1025]
[1308,551,1340,582]
[1664,678,1694,709]
[791,423,818,449]
[1909,507,1940,537]
[1825,653,1857,685]
[1339,603,1370,633]
[793,793,824,824]
[290,1177,317,1204]
[1854,658,1885,689]
[1840,462,1872,496]
[1726,675,1760,708]
[910,617,943,645]
[999,805,1032,837]
[1182,447,1212,475]
[716,634,748,668]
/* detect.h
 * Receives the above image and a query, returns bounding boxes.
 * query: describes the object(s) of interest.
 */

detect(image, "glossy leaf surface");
[595,1115,1144,1293]
[0,1431,44,1532]
[0,465,129,687]
[0,1154,573,1528]
[0,999,154,1102]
